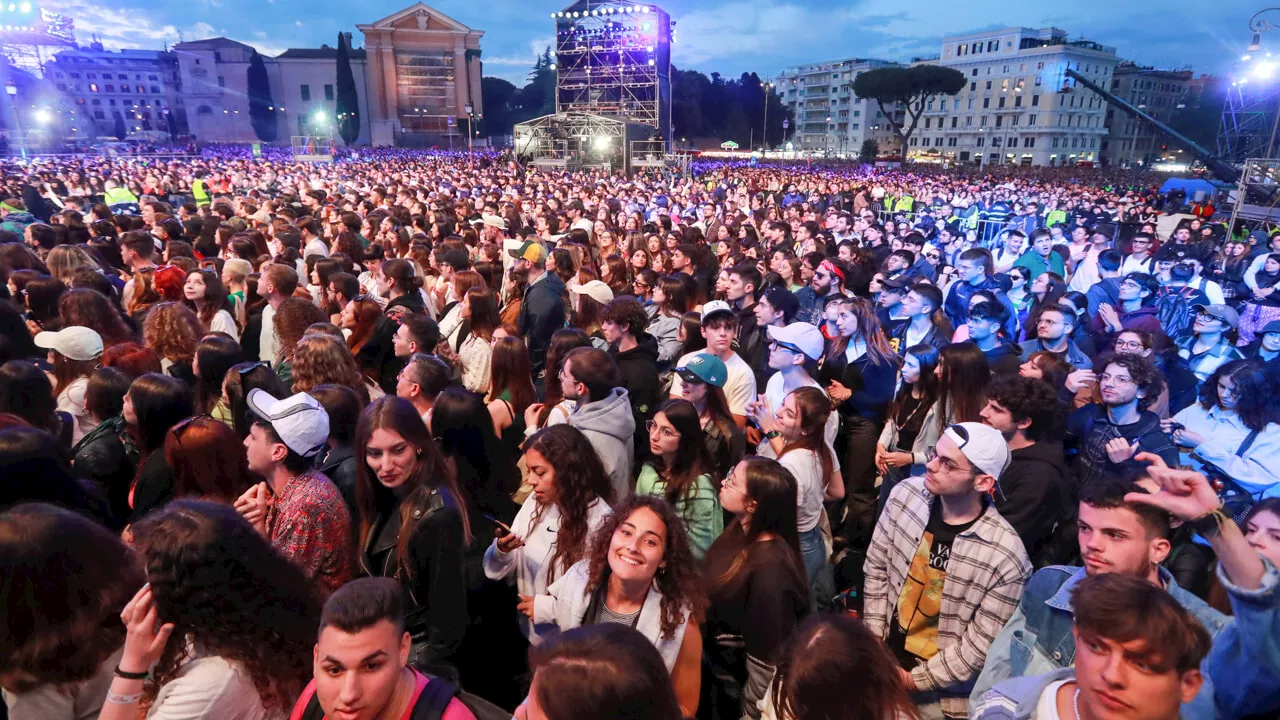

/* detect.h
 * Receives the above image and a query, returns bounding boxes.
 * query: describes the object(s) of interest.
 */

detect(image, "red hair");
[154,265,187,302]
[100,342,163,379]
[164,417,256,504]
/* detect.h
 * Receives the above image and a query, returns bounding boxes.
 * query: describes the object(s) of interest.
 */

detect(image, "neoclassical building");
[359,2,484,147]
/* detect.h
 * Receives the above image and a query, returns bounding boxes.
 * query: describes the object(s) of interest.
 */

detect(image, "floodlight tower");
[1221,8,1280,162]
[550,1,673,147]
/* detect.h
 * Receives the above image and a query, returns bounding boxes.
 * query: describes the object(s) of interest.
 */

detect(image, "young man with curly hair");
[1064,354,1178,484]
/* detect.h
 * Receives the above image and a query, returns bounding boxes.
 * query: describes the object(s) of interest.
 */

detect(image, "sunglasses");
[234,361,269,376]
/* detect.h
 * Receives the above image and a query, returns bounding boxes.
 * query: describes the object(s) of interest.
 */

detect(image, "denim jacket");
[970,667,1074,720]
[1205,558,1280,717]
[969,565,1226,719]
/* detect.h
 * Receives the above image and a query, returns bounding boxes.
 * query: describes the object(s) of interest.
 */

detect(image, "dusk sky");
[46,0,1260,84]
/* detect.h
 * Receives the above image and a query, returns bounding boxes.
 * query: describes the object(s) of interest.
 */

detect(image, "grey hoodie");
[570,387,636,500]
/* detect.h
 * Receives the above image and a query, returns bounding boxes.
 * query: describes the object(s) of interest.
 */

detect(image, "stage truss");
[291,136,334,162]
[552,0,672,147]
[0,3,74,76]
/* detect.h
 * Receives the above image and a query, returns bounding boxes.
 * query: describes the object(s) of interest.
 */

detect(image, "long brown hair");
[776,386,834,486]
[344,297,383,358]
[824,296,898,368]
[354,397,473,579]
[487,335,536,413]
[647,398,716,505]
[711,457,806,600]
[524,425,614,582]
[183,268,239,334]
[58,288,133,348]
[463,287,499,344]
[583,496,708,639]
[164,417,256,504]
[936,342,990,435]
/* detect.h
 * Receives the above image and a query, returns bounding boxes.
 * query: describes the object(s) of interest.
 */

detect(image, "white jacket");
[532,560,690,671]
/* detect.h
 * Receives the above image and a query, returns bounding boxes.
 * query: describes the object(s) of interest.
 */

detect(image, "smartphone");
[484,514,513,535]
[1168,422,1186,433]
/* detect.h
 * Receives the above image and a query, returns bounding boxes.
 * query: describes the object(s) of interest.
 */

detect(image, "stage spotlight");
[32,108,51,124]
[1253,60,1276,81]
[593,136,612,150]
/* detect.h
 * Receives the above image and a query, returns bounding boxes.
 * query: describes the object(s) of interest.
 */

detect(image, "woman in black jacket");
[819,296,899,548]
[354,396,470,674]
[122,373,193,523]
[70,367,137,528]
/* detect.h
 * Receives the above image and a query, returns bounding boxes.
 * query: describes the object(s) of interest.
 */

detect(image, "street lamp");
[464,102,475,168]
[761,80,772,153]
[5,83,24,161]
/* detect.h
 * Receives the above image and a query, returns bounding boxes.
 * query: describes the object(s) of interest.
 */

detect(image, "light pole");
[5,83,25,161]
[782,118,789,155]
[761,80,772,153]
[464,102,474,168]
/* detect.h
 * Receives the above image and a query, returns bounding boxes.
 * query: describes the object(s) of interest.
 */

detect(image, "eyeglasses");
[769,340,805,355]
[645,420,680,440]
[1196,311,1222,323]
[1115,340,1145,351]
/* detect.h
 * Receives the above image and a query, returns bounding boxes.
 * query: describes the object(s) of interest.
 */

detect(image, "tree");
[481,76,519,135]
[246,50,278,143]
[853,65,966,156]
[859,139,878,163]
[112,111,127,140]
[335,32,361,146]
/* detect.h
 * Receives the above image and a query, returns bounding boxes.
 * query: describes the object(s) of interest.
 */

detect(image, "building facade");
[358,2,483,147]
[775,58,902,157]
[45,46,186,142]
[911,27,1119,167]
[1099,63,1192,167]
[274,45,372,146]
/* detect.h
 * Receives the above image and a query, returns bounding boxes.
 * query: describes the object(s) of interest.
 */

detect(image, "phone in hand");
[1167,422,1186,433]
[484,514,513,535]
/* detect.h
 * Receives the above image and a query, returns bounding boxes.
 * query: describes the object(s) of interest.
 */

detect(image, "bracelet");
[764,429,782,440]
[1188,506,1229,539]
[114,665,150,680]
[105,691,144,705]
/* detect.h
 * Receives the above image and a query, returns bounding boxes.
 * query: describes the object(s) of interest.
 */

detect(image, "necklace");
[1072,688,1081,719]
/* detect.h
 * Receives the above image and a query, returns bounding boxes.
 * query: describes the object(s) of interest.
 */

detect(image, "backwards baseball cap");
[246,389,330,458]
[1193,303,1239,329]
[35,326,103,361]
[675,353,727,388]
[761,287,800,322]
[881,275,912,292]
[767,322,824,361]
[941,422,1010,479]
[439,248,471,272]
[701,300,735,322]
[507,239,547,264]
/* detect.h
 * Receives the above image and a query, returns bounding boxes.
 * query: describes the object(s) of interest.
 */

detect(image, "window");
[87,73,96,79]
[988,40,998,52]
[985,80,992,90]
[1025,137,1035,148]
[93,110,104,119]
[301,84,311,101]
[995,115,1003,127]
[853,110,860,117]
[89,83,100,92]
[196,105,213,115]
[948,137,958,147]
[977,137,985,147]
[970,82,976,92]
[217,76,225,87]
[1028,114,1037,126]
[851,123,859,130]
[1037,62,1044,70]
[91,98,101,106]
[324,84,334,101]
[1031,95,1040,106]
[148,74,158,81]
[951,117,958,128]
[983,97,990,108]
[1014,96,1022,108]
[998,97,1006,108]
[1011,115,1019,126]
[965,116,973,127]
[1009,137,1018,147]
[150,86,160,94]
[136,85,145,93]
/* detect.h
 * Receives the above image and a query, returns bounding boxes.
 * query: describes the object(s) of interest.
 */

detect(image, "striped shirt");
[863,476,1032,719]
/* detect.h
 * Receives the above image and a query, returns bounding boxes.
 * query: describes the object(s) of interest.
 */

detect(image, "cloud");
[48,0,221,47]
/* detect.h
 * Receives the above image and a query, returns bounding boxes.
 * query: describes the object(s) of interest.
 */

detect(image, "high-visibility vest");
[192,178,210,207]
[103,186,138,206]
[896,194,914,212]
[1045,209,1068,227]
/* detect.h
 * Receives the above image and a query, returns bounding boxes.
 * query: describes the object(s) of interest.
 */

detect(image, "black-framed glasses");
[770,339,805,355]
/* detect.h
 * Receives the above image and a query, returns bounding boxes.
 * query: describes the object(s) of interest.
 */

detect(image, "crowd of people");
[0,149,1278,720]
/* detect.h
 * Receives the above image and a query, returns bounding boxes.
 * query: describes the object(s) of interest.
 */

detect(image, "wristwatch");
[764,430,782,440]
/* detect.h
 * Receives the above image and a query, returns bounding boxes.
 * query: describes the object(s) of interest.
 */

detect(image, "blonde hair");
[46,245,102,284]
[142,302,202,363]
[291,334,365,396]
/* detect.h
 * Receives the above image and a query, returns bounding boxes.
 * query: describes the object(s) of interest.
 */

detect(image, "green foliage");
[246,51,278,143]
[335,32,361,146]
[853,65,966,153]
[859,139,878,163]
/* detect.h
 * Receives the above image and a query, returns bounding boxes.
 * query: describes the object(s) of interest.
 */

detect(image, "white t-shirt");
[757,443,831,533]
[209,308,239,341]
[669,350,757,417]
[57,376,92,445]
[1032,679,1071,720]
[758,372,840,466]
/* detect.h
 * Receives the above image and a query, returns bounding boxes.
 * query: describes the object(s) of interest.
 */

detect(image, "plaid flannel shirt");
[863,476,1032,719]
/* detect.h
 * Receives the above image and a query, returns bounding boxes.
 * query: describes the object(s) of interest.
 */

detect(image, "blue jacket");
[516,271,567,377]
[1017,338,1093,370]
[1205,559,1280,717]
[969,565,1225,719]
[945,276,1019,338]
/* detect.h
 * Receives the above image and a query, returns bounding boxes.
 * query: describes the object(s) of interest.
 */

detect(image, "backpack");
[1154,285,1208,341]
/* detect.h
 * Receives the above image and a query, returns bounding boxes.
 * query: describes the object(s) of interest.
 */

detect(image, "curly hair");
[143,302,202,364]
[274,297,327,362]
[985,373,1061,442]
[0,503,144,693]
[1101,353,1165,412]
[58,288,134,348]
[292,333,366,399]
[525,425,615,582]
[1199,359,1275,433]
[582,495,707,640]
[131,500,320,714]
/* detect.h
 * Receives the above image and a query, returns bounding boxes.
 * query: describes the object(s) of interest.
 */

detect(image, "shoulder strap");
[294,682,323,720]
[411,676,461,720]
[1236,428,1262,457]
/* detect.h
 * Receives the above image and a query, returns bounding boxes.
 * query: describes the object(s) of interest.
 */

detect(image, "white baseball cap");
[246,389,330,458]
[571,279,614,306]
[942,422,1011,479]
[767,322,824,361]
[701,300,735,321]
[35,326,103,362]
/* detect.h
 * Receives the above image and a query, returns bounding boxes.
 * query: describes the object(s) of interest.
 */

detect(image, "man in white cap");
[669,300,756,429]
[235,389,352,596]
[753,321,838,454]
[35,326,103,443]
[863,422,1032,719]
